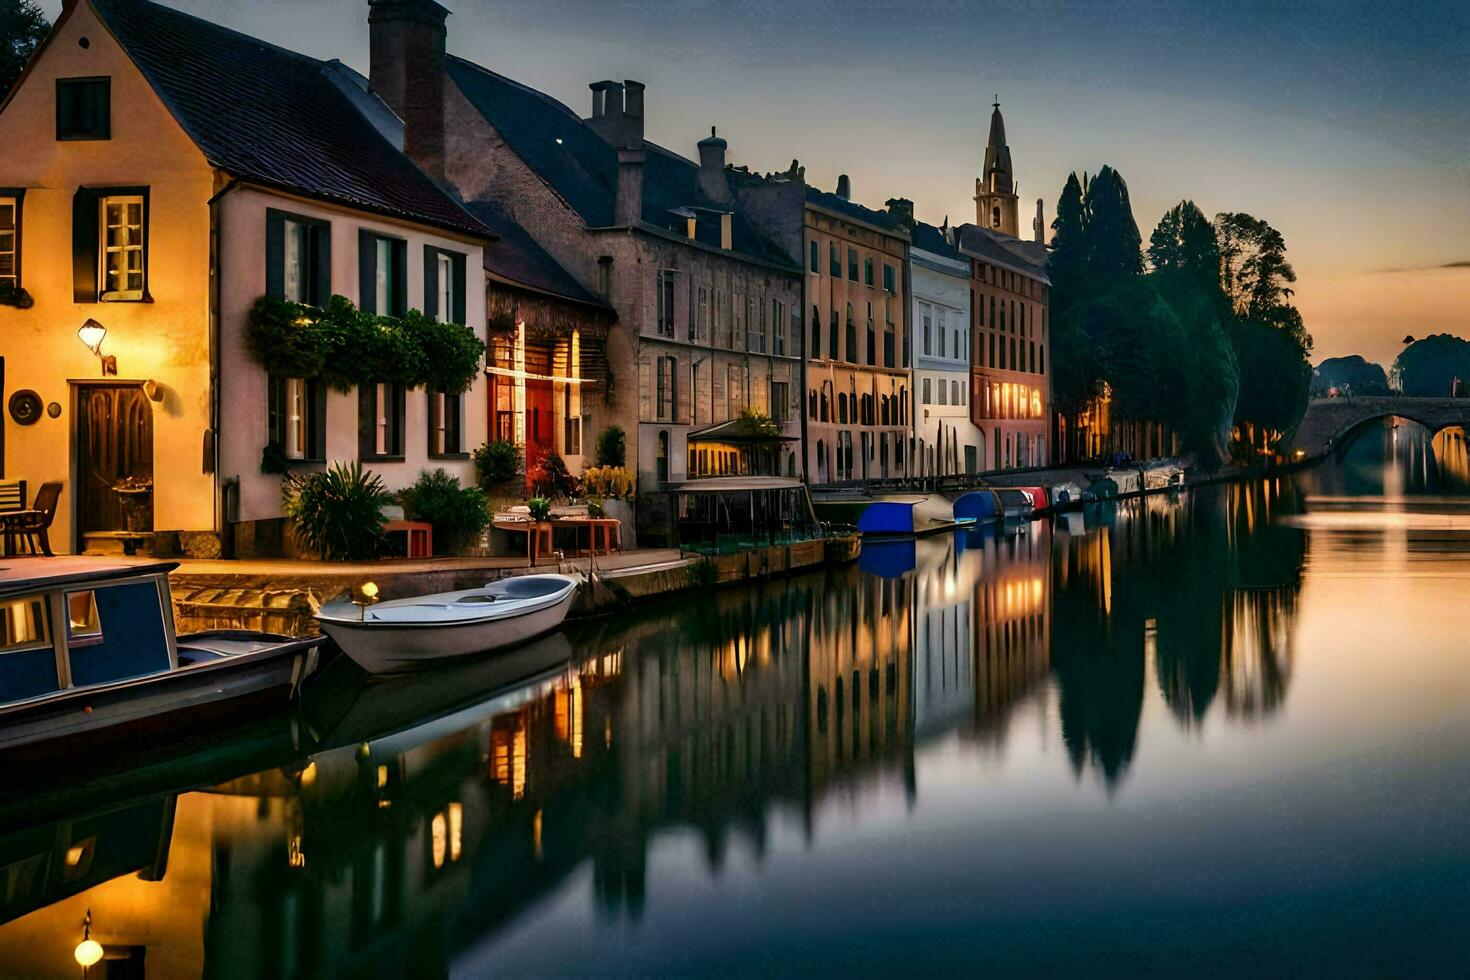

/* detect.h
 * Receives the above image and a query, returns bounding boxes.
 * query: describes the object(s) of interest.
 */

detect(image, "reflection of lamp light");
[77,319,117,376]
[75,909,103,968]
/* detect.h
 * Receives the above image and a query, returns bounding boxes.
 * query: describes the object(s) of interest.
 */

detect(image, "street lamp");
[77,319,117,376]
[74,909,103,970]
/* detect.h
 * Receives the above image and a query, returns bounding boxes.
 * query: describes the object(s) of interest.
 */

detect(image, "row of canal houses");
[0,0,1052,555]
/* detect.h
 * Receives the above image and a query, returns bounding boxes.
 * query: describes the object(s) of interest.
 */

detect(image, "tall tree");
[1049,171,1089,316]
[0,0,49,101]
[1148,200,1221,292]
[1083,166,1143,284]
[1214,212,1297,318]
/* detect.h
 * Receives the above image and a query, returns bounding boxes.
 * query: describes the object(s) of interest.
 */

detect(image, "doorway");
[74,383,153,551]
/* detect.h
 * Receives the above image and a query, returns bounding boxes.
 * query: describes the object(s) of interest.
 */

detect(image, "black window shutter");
[307,379,327,460]
[426,391,440,453]
[358,229,376,314]
[392,239,407,316]
[392,383,406,454]
[358,384,376,457]
[72,188,98,302]
[451,252,467,326]
[310,222,331,306]
[266,374,285,448]
[265,210,285,298]
[423,245,439,320]
[447,393,462,453]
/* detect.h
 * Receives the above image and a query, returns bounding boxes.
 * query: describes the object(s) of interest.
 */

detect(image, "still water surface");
[3,420,1469,977]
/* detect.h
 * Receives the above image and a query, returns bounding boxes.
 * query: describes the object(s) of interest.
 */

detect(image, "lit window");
[0,195,18,289]
[0,596,50,652]
[99,195,144,300]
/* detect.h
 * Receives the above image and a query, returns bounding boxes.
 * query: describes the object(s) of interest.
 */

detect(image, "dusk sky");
[45,0,1469,367]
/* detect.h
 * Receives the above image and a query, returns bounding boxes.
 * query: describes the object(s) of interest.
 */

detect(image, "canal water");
[3,420,1469,977]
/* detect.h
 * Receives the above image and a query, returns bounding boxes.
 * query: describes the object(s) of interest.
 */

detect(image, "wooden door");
[75,384,153,545]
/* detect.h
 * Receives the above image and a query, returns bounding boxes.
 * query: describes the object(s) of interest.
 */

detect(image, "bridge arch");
[1290,398,1470,459]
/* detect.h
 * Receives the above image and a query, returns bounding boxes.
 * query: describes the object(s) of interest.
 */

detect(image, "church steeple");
[974,98,1020,236]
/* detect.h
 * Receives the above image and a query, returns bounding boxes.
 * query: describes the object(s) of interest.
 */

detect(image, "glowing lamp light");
[361,581,379,600]
[77,319,118,376]
[75,909,103,968]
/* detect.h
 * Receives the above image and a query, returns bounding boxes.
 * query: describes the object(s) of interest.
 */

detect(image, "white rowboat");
[315,574,579,674]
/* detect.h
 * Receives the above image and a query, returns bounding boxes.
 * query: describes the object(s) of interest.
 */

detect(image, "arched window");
[656,430,670,484]
[837,393,848,424]
[829,310,839,359]
[820,384,830,422]
[991,205,1001,228]
[808,388,818,419]
[845,304,857,362]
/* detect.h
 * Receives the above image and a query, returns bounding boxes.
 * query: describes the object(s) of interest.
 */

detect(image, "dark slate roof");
[804,186,907,236]
[956,224,1049,281]
[92,0,488,238]
[910,220,960,259]
[465,200,609,309]
[445,56,796,269]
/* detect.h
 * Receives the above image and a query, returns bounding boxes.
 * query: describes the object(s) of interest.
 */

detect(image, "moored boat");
[314,574,579,674]
[0,559,322,761]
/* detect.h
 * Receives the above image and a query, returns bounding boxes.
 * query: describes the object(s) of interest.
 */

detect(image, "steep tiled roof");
[804,186,905,235]
[445,56,796,269]
[466,200,609,310]
[911,220,960,260]
[956,224,1050,281]
[92,0,487,238]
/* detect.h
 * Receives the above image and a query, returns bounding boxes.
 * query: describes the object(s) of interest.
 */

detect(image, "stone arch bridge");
[1291,397,1470,458]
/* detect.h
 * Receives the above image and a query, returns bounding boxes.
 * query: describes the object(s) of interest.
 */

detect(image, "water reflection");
[17,462,1470,976]
[1317,417,1470,496]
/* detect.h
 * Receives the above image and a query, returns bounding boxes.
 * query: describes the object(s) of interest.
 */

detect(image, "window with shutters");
[771,298,785,356]
[883,263,896,293]
[267,209,329,306]
[359,232,406,315]
[267,375,325,463]
[655,356,678,421]
[424,245,467,324]
[922,378,931,405]
[656,270,676,337]
[429,391,464,456]
[922,305,932,355]
[829,242,841,277]
[360,382,405,459]
[770,381,788,425]
[847,248,858,282]
[727,363,744,419]
[99,195,144,301]
[696,286,709,342]
[0,194,19,289]
[56,77,110,140]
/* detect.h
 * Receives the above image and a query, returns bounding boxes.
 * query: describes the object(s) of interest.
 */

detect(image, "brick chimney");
[836,174,851,200]
[697,127,730,204]
[368,0,449,181]
[587,79,645,227]
[885,197,914,232]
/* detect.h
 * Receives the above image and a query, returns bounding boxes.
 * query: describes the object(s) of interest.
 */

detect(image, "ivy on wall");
[247,294,485,393]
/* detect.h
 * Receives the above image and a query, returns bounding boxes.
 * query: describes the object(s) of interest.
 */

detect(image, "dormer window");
[56,77,111,140]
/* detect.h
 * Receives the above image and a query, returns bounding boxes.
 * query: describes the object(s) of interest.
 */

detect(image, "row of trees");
[1048,166,1313,464]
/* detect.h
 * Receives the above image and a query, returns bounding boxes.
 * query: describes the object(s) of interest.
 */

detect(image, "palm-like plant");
[283,460,391,560]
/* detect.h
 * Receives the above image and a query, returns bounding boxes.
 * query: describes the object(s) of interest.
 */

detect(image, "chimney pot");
[836,174,851,200]
[624,79,645,119]
[697,125,730,204]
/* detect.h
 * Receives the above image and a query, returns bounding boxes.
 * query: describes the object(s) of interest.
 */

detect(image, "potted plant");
[527,496,552,523]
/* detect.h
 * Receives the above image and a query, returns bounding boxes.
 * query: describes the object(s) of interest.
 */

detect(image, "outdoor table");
[493,518,554,565]
[551,517,621,557]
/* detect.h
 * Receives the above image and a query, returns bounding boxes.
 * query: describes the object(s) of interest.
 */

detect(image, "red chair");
[2,482,63,557]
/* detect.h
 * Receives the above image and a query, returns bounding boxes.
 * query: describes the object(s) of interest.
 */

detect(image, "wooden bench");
[382,505,433,558]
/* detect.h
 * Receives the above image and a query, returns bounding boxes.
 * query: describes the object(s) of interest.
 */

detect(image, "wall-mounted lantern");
[77,319,117,376]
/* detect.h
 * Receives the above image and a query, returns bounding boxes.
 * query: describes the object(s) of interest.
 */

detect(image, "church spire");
[974,97,1020,236]
[983,100,1013,196]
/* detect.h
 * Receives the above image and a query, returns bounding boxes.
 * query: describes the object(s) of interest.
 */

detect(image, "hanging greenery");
[247,294,484,393]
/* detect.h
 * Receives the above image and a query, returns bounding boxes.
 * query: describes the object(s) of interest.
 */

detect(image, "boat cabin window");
[64,581,171,687]
[0,594,59,701]
[67,591,103,644]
